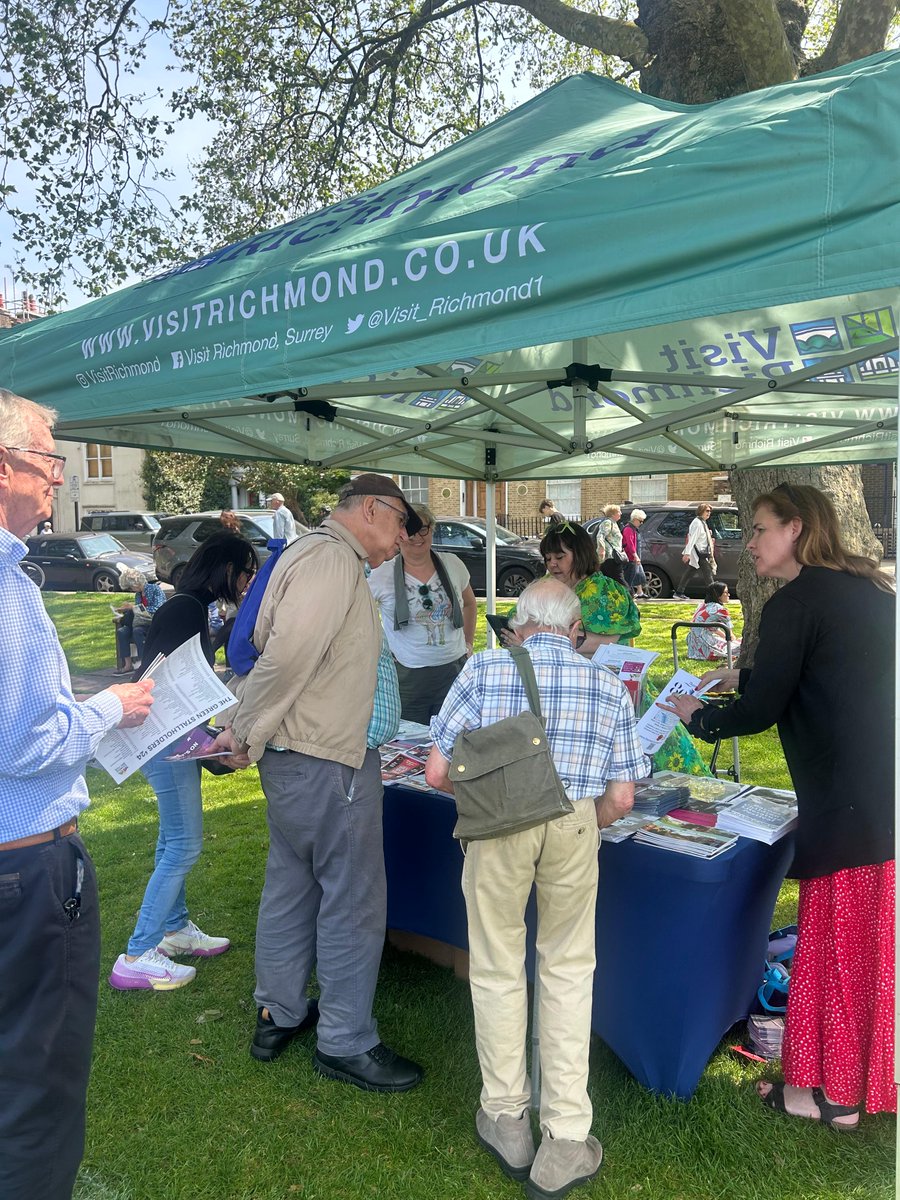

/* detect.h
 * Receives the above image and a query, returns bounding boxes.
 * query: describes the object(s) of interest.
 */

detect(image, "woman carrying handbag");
[673,503,716,600]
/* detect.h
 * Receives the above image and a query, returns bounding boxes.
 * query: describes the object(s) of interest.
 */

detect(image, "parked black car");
[153,509,308,587]
[432,516,544,596]
[22,533,157,592]
[583,503,743,598]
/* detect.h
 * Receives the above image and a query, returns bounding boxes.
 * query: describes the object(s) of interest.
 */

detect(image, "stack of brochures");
[630,779,690,817]
[716,787,798,844]
[653,770,747,822]
[634,815,738,858]
[600,812,653,843]
[746,1014,785,1059]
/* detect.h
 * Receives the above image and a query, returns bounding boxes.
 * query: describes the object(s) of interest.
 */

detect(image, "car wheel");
[497,566,536,597]
[93,570,120,593]
[20,561,45,588]
[169,565,184,590]
[643,568,671,599]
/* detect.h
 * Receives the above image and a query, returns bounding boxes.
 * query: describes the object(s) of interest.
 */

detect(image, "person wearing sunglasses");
[662,482,895,1128]
[368,502,477,723]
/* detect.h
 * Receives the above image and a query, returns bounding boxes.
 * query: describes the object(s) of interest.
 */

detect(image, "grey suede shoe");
[474,1108,536,1182]
[525,1134,603,1200]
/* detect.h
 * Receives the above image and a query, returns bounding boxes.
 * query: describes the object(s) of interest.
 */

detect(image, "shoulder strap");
[508,645,544,725]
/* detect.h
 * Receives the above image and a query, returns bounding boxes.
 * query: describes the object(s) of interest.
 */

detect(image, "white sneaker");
[673,592,689,600]
[158,920,231,958]
[109,948,196,991]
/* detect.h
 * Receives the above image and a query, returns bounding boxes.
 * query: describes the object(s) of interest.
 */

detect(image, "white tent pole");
[486,462,498,640]
[894,369,899,1131]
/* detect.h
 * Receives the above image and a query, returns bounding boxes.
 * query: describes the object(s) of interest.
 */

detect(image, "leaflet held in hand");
[94,634,236,783]
[634,668,718,755]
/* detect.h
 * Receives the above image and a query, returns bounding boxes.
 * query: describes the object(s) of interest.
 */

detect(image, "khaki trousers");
[462,797,600,1139]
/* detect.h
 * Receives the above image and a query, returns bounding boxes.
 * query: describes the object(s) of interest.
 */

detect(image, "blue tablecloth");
[382,784,792,1100]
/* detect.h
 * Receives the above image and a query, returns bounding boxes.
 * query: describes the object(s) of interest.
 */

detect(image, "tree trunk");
[730,464,884,666]
[637,0,887,657]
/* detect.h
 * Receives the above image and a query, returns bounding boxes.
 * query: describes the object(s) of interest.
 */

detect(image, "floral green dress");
[574,573,710,777]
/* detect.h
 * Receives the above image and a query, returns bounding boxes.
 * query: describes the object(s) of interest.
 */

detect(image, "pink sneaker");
[109,948,196,991]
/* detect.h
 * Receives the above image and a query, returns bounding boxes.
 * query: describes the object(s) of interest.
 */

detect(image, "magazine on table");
[93,634,236,783]
[651,770,748,815]
[716,787,798,844]
[635,669,720,755]
[380,751,430,782]
[600,811,653,843]
[633,815,739,858]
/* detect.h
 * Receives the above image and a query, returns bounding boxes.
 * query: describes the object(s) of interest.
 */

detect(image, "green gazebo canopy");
[1,51,897,480]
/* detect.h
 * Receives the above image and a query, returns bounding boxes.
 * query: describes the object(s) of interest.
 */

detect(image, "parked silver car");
[79,510,161,552]
[584,503,743,598]
[153,509,308,587]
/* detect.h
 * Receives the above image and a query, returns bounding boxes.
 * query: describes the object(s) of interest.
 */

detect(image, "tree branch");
[719,0,797,89]
[806,0,899,73]
[493,0,649,66]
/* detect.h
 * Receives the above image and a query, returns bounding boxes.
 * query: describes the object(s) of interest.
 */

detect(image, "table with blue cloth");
[383,783,792,1100]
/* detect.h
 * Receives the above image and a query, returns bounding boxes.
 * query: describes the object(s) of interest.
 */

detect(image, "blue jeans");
[127,756,203,955]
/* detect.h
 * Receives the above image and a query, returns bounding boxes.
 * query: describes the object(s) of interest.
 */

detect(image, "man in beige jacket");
[226,474,425,1091]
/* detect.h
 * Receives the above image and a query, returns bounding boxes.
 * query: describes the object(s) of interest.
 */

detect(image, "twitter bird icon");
[346,313,364,334]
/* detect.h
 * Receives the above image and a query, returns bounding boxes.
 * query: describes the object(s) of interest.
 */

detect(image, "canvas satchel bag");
[449,646,574,841]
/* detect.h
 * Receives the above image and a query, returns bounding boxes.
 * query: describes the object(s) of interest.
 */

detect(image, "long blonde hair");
[755,484,893,593]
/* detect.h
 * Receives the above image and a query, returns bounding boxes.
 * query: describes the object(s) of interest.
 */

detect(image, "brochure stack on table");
[633,816,739,859]
[716,787,798,845]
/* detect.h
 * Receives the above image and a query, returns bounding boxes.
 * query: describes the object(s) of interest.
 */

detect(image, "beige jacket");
[230,519,381,767]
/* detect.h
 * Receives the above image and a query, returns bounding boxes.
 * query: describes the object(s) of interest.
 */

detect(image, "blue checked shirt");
[430,633,649,799]
[0,528,123,841]
[366,635,401,749]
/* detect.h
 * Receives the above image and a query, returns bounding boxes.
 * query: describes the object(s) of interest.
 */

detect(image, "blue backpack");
[228,538,288,676]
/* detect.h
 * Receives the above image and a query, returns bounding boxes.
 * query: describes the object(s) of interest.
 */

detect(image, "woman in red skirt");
[664,482,895,1127]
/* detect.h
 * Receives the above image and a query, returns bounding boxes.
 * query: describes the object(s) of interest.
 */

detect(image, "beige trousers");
[462,796,600,1140]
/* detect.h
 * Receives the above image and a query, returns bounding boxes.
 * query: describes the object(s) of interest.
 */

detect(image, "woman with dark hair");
[686,581,741,661]
[663,483,895,1126]
[109,532,258,992]
[219,508,241,534]
[539,520,640,653]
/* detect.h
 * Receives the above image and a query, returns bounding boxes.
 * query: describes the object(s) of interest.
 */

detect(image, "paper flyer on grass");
[94,634,236,783]
[634,668,717,755]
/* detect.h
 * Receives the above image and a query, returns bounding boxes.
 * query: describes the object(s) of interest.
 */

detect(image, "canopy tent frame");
[53,333,899,482]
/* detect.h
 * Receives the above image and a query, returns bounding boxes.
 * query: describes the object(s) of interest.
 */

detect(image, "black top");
[687,566,894,878]
[139,589,215,672]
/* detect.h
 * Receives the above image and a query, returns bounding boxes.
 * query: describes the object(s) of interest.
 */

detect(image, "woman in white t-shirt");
[367,503,477,723]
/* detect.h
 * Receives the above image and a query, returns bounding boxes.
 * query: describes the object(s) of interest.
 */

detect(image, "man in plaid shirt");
[426,578,648,1200]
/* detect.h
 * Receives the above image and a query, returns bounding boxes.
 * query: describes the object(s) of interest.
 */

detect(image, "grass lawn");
[40,595,893,1200]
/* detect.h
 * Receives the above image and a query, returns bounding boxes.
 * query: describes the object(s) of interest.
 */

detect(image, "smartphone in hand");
[485,613,511,640]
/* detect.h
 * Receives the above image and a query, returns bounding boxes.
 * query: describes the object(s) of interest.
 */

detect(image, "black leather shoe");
[250,999,319,1062]
[313,1042,424,1092]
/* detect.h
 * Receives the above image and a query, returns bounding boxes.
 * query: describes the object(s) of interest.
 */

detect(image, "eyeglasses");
[417,583,433,611]
[3,445,67,481]
[372,497,408,528]
[408,523,433,540]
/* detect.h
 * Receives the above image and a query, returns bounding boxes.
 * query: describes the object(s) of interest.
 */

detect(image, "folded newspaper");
[93,634,236,783]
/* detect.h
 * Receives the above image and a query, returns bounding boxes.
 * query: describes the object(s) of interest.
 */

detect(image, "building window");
[545,479,581,518]
[399,475,430,505]
[85,443,113,480]
[630,475,667,505]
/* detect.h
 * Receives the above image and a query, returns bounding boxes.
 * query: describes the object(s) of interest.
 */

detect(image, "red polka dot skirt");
[781,859,896,1114]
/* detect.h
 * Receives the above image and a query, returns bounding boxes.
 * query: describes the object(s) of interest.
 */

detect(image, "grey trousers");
[255,747,386,1056]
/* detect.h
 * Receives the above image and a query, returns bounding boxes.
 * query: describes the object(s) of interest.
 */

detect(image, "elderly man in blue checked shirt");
[426,577,649,1200]
[0,389,155,1200]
